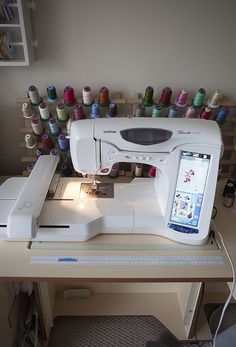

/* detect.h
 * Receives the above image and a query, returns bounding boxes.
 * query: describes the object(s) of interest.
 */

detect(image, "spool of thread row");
[175,89,188,107]
[208,90,221,108]
[73,103,85,120]
[142,86,154,107]
[58,134,69,151]
[47,85,58,103]
[56,103,69,122]
[109,163,119,178]
[31,116,43,136]
[214,106,229,126]
[135,103,145,117]
[200,107,211,120]
[41,133,54,150]
[39,101,50,121]
[60,162,72,177]
[90,103,100,118]
[28,85,42,106]
[98,86,109,106]
[82,86,93,106]
[49,117,60,136]
[184,106,196,118]
[159,87,172,107]
[64,86,76,106]
[135,163,143,177]
[192,88,206,108]
[22,102,34,118]
[168,105,178,118]
[152,104,162,117]
[106,103,117,118]
[25,134,36,149]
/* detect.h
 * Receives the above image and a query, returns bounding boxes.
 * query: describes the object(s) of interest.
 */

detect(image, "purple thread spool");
[184,106,196,118]
[159,87,172,107]
[60,162,72,177]
[200,107,212,120]
[49,117,60,136]
[31,116,43,135]
[58,134,69,151]
[176,89,188,107]
[42,133,54,150]
[73,103,85,120]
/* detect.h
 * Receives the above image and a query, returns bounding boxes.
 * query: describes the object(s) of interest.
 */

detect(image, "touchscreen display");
[170,151,210,227]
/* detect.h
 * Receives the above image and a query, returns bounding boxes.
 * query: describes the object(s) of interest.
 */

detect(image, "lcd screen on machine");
[170,151,211,228]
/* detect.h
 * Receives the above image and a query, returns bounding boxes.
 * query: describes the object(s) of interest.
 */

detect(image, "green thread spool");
[142,86,154,107]
[152,104,162,117]
[56,102,69,122]
[135,103,145,117]
[192,88,206,108]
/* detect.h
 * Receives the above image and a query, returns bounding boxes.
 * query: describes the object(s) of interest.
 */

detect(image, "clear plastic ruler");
[30,255,224,265]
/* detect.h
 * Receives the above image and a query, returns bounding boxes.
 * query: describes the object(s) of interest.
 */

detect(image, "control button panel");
[168,223,199,234]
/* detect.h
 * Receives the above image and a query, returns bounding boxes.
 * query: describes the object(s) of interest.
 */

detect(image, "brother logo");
[177,130,200,135]
[103,130,117,134]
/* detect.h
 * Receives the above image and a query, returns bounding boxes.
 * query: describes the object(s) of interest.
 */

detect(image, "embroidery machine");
[0,118,222,245]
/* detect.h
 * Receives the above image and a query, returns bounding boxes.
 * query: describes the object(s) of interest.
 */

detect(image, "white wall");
[0,0,235,174]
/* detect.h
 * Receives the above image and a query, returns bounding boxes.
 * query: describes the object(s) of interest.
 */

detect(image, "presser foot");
[80,183,114,198]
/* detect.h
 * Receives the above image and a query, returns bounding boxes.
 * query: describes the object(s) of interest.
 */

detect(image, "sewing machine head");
[0,118,222,245]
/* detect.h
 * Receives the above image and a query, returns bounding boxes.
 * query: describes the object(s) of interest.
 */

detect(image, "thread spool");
[82,86,93,106]
[47,85,58,103]
[25,134,36,149]
[159,87,172,107]
[168,105,178,118]
[58,134,69,151]
[106,103,117,118]
[28,85,42,106]
[31,116,43,136]
[151,104,162,117]
[49,117,60,136]
[50,148,60,157]
[64,86,76,106]
[175,89,188,107]
[192,88,206,108]
[200,107,212,120]
[39,101,50,121]
[208,90,221,108]
[148,166,156,177]
[22,102,34,118]
[73,103,85,120]
[56,103,69,122]
[142,86,154,107]
[135,163,143,177]
[60,162,72,177]
[36,148,44,157]
[109,163,119,178]
[41,133,54,150]
[98,86,109,106]
[184,106,196,118]
[27,163,35,173]
[90,103,100,118]
[214,106,229,126]
[135,103,145,117]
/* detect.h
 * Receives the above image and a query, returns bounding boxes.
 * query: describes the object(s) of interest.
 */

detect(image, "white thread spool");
[208,90,221,108]
[22,102,34,118]
[135,163,143,177]
[31,116,43,135]
[25,133,36,149]
[82,86,93,106]
[184,106,196,118]
[39,101,50,120]
[28,85,41,105]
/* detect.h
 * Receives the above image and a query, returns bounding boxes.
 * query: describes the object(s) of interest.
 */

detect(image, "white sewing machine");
[0,118,222,245]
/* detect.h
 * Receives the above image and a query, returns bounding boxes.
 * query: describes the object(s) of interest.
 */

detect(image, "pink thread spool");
[148,166,156,178]
[175,89,188,107]
[64,86,76,106]
[73,103,85,120]
[41,133,54,150]
[159,87,172,107]
[31,116,43,135]
[200,107,212,120]
[184,106,196,118]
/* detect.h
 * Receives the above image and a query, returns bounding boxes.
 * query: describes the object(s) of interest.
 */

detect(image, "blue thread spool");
[58,134,69,151]
[47,85,58,103]
[168,105,178,118]
[49,117,60,136]
[214,106,229,126]
[90,103,100,118]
